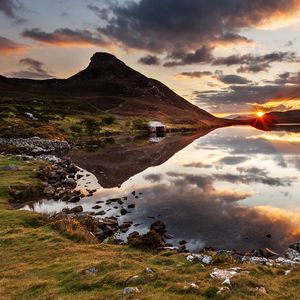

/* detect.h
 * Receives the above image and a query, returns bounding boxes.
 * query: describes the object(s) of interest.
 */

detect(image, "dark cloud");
[98,0,300,54]
[216,74,252,85]
[0,36,25,54]
[183,162,212,168]
[144,174,163,183]
[178,71,212,78]
[0,0,20,19]
[22,28,108,47]
[237,166,268,177]
[218,156,248,165]
[138,54,160,65]
[163,46,214,67]
[87,4,110,20]
[213,52,296,73]
[8,58,53,79]
[194,82,300,113]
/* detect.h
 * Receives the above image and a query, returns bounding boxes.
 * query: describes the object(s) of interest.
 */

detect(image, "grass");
[1,155,300,299]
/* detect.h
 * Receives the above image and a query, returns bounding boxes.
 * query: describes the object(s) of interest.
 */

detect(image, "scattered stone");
[222,278,231,286]
[188,254,213,265]
[179,240,187,245]
[126,275,140,285]
[184,282,199,290]
[210,268,239,280]
[128,204,135,209]
[284,248,300,261]
[186,255,194,262]
[120,208,128,215]
[123,287,140,295]
[92,205,101,209]
[150,220,166,234]
[256,286,267,294]
[128,231,140,239]
[85,267,98,274]
[145,267,154,273]
[70,206,83,214]
[259,247,278,258]
[285,270,291,276]
[94,210,106,216]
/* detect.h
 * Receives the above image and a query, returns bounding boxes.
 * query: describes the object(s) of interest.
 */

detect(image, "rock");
[150,220,166,234]
[123,287,140,295]
[256,286,267,294]
[186,255,194,262]
[3,164,19,171]
[128,231,140,239]
[163,233,174,239]
[259,247,278,258]
[70,206,83,214]
[128,204,135,209]
[266,234,272,238]
[85,267,98,274]
[222,278,231,286]
[289,242,300,252]
[210,268,239,280]
[284,248,300,261]
[43,186,55,197]
[120,208,128,215]
[184,282,199,290]
[285,270,291,276]
[189,254,213,265]
[94,210,106,216]
[68,195,81,203]
[179,240,187,245]
[92,205,101,209]
[145,267,154,273]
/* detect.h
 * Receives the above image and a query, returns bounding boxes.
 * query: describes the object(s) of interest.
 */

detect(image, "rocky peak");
[88,52,125,69]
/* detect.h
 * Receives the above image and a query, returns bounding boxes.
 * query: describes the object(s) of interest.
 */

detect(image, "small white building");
[148,121,166,133]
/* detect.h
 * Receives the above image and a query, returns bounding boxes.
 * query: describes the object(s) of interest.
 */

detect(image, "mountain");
[265,110,300,124]
[0,52,228,127]
[225,114,256,120]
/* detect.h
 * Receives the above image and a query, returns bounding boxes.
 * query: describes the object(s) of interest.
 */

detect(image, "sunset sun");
[256,111,265,118]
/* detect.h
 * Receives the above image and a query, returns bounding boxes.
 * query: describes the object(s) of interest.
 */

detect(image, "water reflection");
[23,126,300,253]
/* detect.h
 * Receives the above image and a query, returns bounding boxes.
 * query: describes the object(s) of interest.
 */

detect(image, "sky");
[1,0,300,116]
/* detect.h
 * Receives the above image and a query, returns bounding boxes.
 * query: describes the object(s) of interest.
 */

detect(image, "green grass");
[1,155,300,299]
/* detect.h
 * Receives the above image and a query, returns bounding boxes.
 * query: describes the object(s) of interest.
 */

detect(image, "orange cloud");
[0,36,26,54]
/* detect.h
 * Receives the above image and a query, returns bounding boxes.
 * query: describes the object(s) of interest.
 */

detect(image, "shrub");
[128,230,164,252]
[50,218,97,243]
[70,123,82,133]
[80,119,101,136]
[102,114,116,125]
[132,118,148,130]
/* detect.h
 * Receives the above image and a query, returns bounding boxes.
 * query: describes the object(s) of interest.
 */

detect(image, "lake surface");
[22,126,300,253]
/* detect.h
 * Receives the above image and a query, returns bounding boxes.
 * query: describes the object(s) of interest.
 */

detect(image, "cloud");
[215,73,252,85]
[144,174,163,183]
[138,54,160,65]
[22,28,108,47]
[213,51,297,73]
[127,180,300,252]
[0,0,22,20]
[163,46,214,67]
[183,161,212,168]
[8,58,54,79]
[218,156,248,165]
[178,71,212,79]
[0,36,25,54]
[98,0,300,54]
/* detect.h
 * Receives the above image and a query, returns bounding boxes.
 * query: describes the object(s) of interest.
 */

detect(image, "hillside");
[0,52,227,127]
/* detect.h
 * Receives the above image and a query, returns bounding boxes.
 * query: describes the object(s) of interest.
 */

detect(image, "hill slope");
[0,52,226,127]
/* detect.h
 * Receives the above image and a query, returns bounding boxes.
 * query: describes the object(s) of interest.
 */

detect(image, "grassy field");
[1,155,300,299]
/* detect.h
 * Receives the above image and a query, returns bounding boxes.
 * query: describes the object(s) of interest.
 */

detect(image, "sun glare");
[256,111,265,118]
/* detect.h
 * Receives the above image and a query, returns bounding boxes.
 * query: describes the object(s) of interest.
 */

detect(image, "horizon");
[1,0,300,116]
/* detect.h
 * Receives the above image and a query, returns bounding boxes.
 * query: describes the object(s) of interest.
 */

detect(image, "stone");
[68,195,81,203]
[256,286,267,294]
[184,282,199,290]
[70,206,83,214]
[123,287,140,295]
[85,267,98,274]
[289,242,300,252]
[210,268,239,280]
[43,186,55,197]
[126,275,140,284]
[259,247,278,258]
[179,240,187,245]
[92,205,101,209]
[120,208,128,215]
[128,204,135,209]
[94,211,106,216]
[186,255,194,262]
[128,231,140,239]
[284,248,300,261]
[145,267,154,273]
[217,287,231,296]
[222,278,231,286]
[150,220,166,234]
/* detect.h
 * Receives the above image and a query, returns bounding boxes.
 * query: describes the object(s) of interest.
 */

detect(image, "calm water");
[23,126,300,253]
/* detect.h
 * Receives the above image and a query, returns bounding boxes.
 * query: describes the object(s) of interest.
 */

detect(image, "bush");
[70,123,82,133]
[132,118,148,130]
[80,119,101,136]
[102,114,116,125]
[128,230,164,252]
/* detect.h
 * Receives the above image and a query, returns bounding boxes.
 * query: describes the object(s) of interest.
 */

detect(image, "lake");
[22,126,300,253]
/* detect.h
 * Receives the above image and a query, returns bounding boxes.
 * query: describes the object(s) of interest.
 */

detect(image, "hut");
[148,121,166,134]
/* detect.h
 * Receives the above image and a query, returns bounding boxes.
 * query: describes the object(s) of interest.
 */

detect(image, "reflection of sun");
[256,111,265,118]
